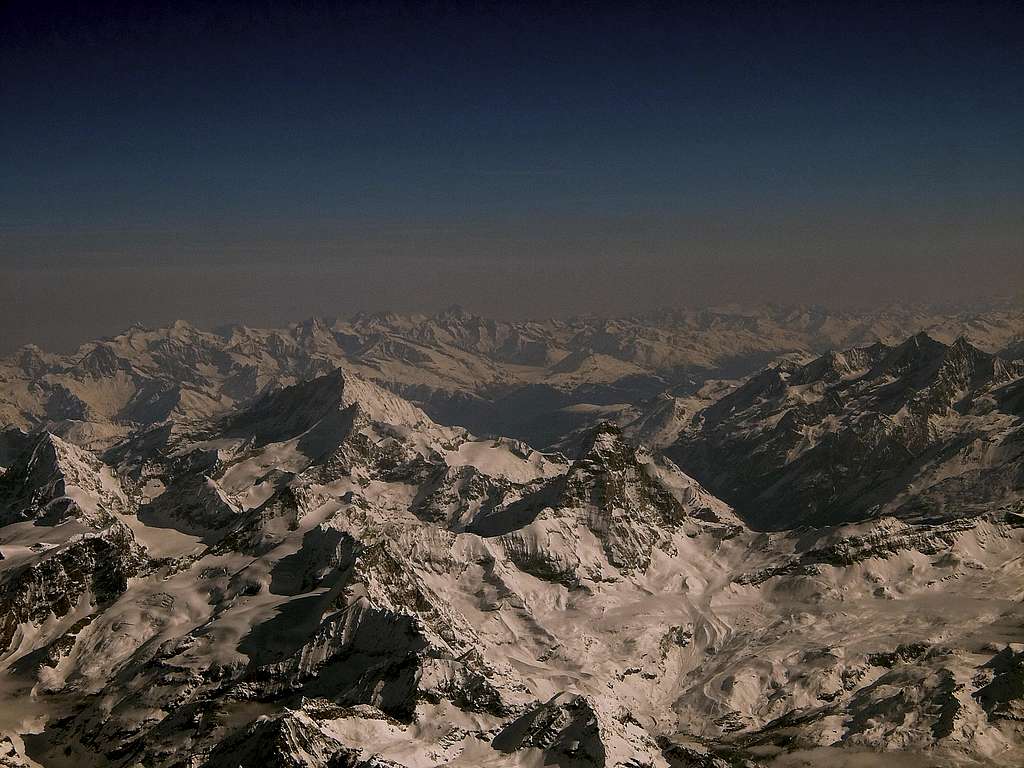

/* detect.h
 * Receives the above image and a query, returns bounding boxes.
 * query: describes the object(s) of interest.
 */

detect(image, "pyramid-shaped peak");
[870,331,949,377]
[226,368,437,446]
[0,431,119,526]
[899,330,950,356]
[26,431,80,469]
[940,335,988,363]
[575,422,634,461]
[18,433,105,488]
[74,343,129,378]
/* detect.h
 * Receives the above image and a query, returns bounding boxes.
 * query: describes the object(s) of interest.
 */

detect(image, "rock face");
[201,710,356,768]
[469,424,740,583]
[493,692,667,767]
[668,334,1024,529]
[0,432,128,526]
[0,526,147,651]
[0,329,1022,768]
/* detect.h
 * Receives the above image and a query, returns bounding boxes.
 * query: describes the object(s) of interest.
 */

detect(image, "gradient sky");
[2,0,1022,352]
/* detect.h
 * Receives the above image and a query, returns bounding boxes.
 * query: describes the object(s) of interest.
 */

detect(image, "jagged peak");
[868,331,950,379]
[22,431,90,474]
[201,710,342,768]
[933,336,990,371]
[294,315,337,337]
[0,430,126,527]
[573,422,633,462]
[900,330,948,355]
[558,423,690,520]
[789,333,1001,394]
[560,425,643,503]
[71,342,131,378]
[225,367,438,447]
[792,343,890,385]
[702,364,791,423]
[943,334,986,358]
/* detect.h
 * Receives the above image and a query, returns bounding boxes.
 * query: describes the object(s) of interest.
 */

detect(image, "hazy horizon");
[3,1,1022,352]
[1,279,1019,357]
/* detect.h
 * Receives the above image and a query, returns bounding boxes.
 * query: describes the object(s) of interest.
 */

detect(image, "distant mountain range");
[0,302,1022,767]
[2,302,1021,448]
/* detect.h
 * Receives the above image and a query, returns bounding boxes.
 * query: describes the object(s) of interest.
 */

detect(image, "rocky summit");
[0,306,1023,767]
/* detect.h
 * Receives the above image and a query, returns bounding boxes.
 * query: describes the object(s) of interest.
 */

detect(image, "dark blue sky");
[2,1,1022,350]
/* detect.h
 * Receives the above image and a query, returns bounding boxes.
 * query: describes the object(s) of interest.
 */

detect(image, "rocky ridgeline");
[668,333,1024,529]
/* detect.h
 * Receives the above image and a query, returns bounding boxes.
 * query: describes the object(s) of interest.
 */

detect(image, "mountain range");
[0,303,1022,767]
[2,302,1021,449]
